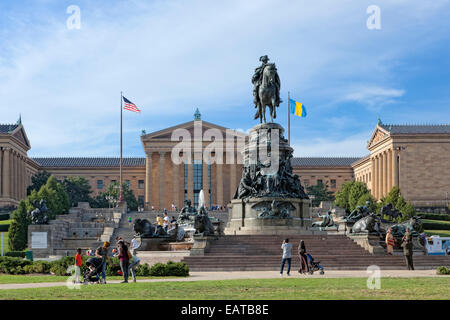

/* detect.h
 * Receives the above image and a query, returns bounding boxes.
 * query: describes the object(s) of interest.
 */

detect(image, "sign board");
[31,232,48,249]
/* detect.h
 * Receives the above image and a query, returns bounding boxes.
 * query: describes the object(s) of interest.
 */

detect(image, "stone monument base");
[224,197,317,235]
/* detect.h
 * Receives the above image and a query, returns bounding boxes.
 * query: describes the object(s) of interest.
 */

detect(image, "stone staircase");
[181,234,450,271]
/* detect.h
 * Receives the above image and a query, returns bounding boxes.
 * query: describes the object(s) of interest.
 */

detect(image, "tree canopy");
[306,181,335,207]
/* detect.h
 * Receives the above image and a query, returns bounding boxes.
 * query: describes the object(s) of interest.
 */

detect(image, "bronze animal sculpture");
[345,201,371,222]
[351,213,382,235]
[133,218,167,238]
[390,216,422,238]
[194,207,215,236]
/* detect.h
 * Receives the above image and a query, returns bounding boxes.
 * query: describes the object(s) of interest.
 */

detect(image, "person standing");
[163,212,170,232]
[297,240,309,274]
[402,229,414,270]
[74,248,83,283]
[131,236,139,252]
[128,252,141,283]
[280,238,292,276]
[385,228,395,255]
[96,241,111,284]
[117,240,130,283]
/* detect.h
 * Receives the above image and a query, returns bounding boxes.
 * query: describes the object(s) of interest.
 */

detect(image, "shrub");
[0,224,9,232]
[8,200,29,251]
[135,263,151,276]
[418,213,450,221]
[436,266,450,275]
[49,256,76,276]
[0,213,10,221]
[149,261,189,277]
[422,221,450,231]
[0,256,32,274]
[5,251,26,258]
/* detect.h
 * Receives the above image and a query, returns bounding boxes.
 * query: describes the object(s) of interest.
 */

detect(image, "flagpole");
[119,91,123,203]
[288,91,291,145]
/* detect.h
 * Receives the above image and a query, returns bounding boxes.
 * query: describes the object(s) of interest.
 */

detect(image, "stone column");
[376,155,381,199]
[187,154,194,203]
[145,152,152,209]
[392,149,398,188]
[383,152,388,197]
[159,152,166,210]
[387,149,392,192]
[371,157,375,197]
[173,161,179,209]
[3,148,10,199]
[11,151,16,200]
[216,162,224,207]
[202,160,209,208]
[379,154,384,198]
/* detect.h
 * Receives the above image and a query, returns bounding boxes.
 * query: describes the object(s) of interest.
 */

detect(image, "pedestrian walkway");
[0,270,441,290]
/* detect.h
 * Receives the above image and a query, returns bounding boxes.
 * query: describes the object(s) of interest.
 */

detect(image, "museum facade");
[1,114,449,210]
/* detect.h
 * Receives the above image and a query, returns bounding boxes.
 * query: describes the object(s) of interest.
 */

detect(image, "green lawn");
[0,278,449,300]
[423,219,450,225]
[425,230,450,237]
[0,219,11,225]
[0,274,183,284]
[0,231,9,253]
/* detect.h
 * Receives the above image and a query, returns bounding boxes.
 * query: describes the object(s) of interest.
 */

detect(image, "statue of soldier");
[252,55,270,107]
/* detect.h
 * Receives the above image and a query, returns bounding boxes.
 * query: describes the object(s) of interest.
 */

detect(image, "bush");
[23,261,52,274]
[5,251,26,258]
[422,221,450,231]
[0,224,9,232]
[49,256,76,276]
[0,213,10,221]
[0,256,32,274]
[418,213,450,221]
[436,266,450,275]
[149,261,189,277]
[135,263,151,276]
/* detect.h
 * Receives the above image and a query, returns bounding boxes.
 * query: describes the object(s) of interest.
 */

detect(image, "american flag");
[123,96,141,113]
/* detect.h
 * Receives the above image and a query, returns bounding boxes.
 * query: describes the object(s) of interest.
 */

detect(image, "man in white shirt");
[163,212,170,232]
[280,238,292,276]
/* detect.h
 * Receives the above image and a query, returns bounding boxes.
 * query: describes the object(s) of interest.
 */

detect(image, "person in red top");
[74,248,83,283]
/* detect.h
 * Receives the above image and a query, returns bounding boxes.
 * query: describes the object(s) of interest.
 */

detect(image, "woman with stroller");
[297,240,309,274]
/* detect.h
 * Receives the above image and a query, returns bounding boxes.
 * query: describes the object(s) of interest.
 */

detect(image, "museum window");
[193,160,203,207]
[138,180,144,189]
[330,179,336,189]
[138,196,144,206]
[97,180,103,190]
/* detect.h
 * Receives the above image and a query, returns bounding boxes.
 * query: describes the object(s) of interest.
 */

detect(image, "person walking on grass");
[297,240,309,274]
[402,228,414,270]
[128,251,141,283]
[385,228,395,255]
[280,238,292,276]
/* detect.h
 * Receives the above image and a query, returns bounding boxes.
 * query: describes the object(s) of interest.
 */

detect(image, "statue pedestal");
[190,235,216,256]
[348,233,386,255]
[225,197,315,235]
[139,238,167,251]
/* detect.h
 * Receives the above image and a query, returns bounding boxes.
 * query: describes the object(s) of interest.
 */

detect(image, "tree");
[27,170,51,195]
[335,181,354,211]
[63,176,93,207]
[380,186,416,222]
[93,182,138,211]
[348,181,372,211]
[8,200,31,251]
[28,175,70,219]
[335,180,374,212]
[306,181,335,207]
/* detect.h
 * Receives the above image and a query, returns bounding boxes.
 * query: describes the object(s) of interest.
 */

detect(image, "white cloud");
[342,86,405,110]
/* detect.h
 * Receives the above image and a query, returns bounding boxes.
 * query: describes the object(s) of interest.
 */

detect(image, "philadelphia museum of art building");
[1,113,450,211]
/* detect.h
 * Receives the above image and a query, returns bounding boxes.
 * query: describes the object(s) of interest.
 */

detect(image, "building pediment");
[141,120,247,142]
[367,125,390,150]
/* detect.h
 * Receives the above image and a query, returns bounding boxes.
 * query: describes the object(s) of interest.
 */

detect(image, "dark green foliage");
[379,187,416,222]
[436,266,450,275]
[63,176,93,207]
[27,170,51,195]
[335,181,373,212]
[0,213,10,221]
[356,192,377,212]
[0,224,9,232]
[422,221,450,231]
[8,200,29,251]
[5,251,26,258]
[149,261,189,277]
[135,263,151,276]
[418,213,450,221]
[0,256,32,274]
[306,181,335,207]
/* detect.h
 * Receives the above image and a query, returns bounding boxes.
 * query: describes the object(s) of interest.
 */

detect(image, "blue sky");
[1,0,450,157]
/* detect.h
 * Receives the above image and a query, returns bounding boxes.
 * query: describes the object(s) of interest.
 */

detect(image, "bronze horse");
[254,63,280,123]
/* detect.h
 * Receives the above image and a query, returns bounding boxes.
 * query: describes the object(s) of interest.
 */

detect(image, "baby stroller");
[306,253,325,275]
[83,257,103,284]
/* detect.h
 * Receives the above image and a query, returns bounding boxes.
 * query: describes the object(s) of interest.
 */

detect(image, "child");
[128,252,141,283]
[74,248,83,283]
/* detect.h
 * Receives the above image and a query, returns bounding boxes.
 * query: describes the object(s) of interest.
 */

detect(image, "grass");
[0,274,177,284]
[0,231,9,253]
[423,219,450,225]
[0,219,11,225]
[0,278,449,300]
[424,230,450,237]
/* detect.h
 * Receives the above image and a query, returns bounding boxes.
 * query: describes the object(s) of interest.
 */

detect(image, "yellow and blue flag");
[289,99,307,117]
